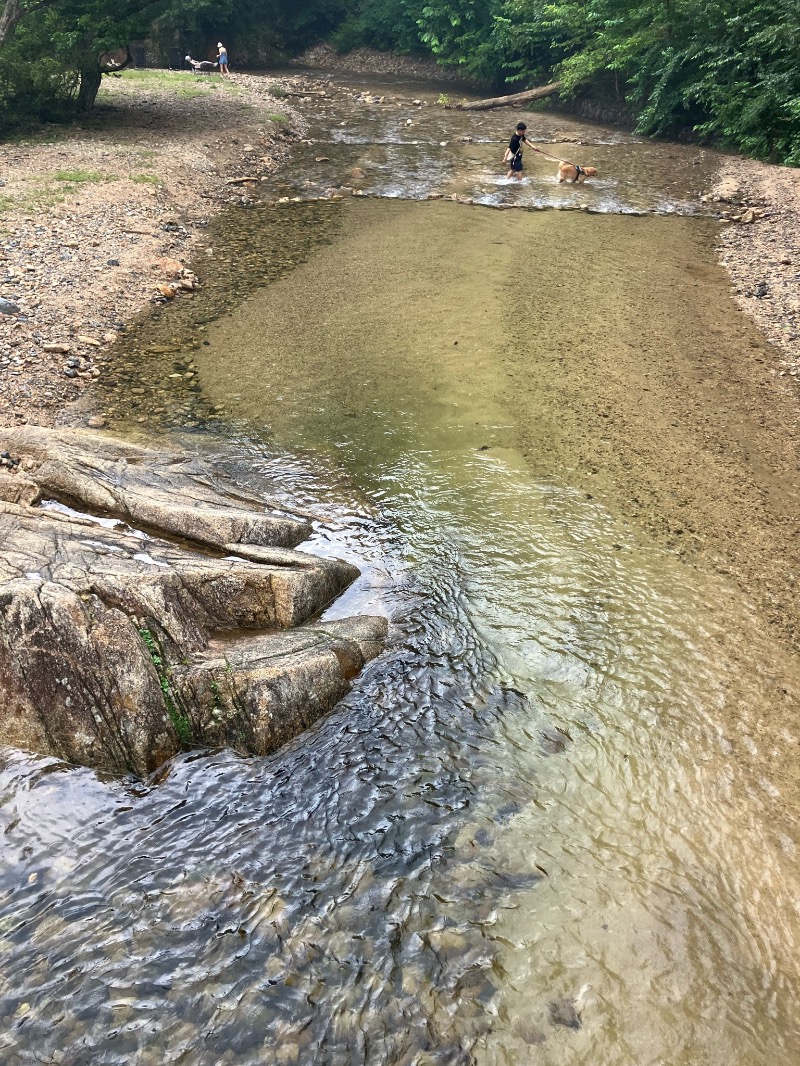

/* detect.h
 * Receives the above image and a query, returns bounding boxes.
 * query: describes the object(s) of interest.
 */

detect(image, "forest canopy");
[0,0,798,164]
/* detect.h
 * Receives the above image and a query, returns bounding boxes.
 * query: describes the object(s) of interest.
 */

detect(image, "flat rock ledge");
[0,427,387,777]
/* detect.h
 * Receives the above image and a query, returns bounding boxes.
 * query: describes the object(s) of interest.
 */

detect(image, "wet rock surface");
[0,425,311,548]
[0,427,387,776]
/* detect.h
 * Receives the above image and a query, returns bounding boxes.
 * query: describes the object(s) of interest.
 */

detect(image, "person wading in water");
[503,121,539,180]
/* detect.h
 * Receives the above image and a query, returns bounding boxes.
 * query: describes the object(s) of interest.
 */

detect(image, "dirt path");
[0,70,313,427]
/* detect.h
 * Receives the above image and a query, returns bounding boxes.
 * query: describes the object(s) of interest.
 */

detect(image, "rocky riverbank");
[0,425,387,775]
[0,69,319,428]
[293,43,477,84]
[710,158,800,370]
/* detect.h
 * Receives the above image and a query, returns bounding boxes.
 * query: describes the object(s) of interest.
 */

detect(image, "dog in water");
[558,162,598,184]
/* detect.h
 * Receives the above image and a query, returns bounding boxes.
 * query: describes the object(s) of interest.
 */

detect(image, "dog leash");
[529,146,578,166]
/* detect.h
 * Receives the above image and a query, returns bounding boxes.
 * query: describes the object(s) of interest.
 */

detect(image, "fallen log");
[226,176,260,185]
[453,81,562,111]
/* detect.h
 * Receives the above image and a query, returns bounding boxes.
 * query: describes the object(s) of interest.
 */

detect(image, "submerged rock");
[549,997,583,1030]
[0,428,388,776]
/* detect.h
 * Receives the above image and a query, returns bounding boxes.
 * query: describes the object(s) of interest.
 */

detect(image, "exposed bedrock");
[0,428,388,777]
[0,424,310,548]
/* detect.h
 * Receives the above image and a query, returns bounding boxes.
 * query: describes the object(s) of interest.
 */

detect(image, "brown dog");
[558,163,597,184]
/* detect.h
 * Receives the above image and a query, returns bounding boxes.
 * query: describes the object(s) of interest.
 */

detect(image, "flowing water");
[2,75,800,1064]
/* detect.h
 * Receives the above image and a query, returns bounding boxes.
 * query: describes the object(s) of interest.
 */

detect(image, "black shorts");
[510,155,523,172]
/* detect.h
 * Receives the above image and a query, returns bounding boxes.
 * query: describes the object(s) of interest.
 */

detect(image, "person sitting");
[185,55,218,74]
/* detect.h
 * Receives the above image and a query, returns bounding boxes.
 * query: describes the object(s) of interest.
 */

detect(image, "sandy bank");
[0,70,312,428]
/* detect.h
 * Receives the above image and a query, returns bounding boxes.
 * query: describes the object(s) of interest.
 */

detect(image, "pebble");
[0,297,21,315]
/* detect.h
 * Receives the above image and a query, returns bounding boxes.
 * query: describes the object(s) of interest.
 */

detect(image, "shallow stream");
[2,74,800,1064]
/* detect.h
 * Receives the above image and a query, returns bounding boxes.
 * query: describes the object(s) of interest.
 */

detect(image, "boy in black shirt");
[503,122,538,180]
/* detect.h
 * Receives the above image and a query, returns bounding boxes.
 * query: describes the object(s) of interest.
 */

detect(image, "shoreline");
[1,69,799,638]
[0,70,312,428]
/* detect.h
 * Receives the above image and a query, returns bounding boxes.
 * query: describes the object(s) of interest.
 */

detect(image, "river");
[2,72,800,1064]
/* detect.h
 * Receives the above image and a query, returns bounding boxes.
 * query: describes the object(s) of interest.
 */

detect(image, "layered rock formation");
[0,427,387,776]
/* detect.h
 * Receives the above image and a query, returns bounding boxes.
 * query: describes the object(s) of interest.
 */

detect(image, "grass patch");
[106,68,243,100]
[0,194,15,214]
[54,169,117,183]
[268,112,288,125]
[138,626,192,746]
[131,173,162,184]
[266,82,287,98]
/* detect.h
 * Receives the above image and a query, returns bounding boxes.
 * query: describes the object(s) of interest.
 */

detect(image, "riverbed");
[2,74,800,1064]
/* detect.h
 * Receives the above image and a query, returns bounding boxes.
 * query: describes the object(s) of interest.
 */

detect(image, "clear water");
[2,76,799,1065]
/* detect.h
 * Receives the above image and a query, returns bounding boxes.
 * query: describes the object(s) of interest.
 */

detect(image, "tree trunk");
[453,82,562,111]
[77,61,103,111]
[0,0,22,45]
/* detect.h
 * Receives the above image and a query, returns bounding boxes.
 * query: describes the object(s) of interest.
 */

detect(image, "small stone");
[77,336,101,346]
[158,284,177,299]
[0,298,21,315]
[87,416,107,428]
[43,343,71,354]
[351,167,366,179]
[315,156,330,162]
[549,998,582,1030]
[106,259,120,267]
[151,257,183,278]
[63,368,77,378]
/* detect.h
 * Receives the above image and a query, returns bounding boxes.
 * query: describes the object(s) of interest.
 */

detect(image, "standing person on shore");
[503,121,539,180]
[217,42,229,74]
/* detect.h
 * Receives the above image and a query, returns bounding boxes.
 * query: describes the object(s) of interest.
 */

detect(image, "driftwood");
[454,82,562,111]
[225,176,260,185]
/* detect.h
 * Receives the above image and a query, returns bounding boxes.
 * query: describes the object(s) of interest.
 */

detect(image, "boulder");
[0,426,310,549]
[172,617,388,756]
[0,430,388,776]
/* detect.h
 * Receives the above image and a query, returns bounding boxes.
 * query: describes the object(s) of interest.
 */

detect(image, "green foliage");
[138,626,192,747]
[0,0,797,164]
[329,0,425,54]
